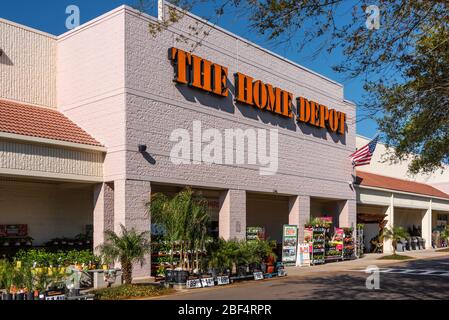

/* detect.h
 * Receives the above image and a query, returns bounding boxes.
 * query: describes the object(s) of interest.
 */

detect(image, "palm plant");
[149,188,210,273]
[96,224,151,284]
[440,226,449,240]
[22,263,35,294]
[1,261,15,294]
[381,226,410,255]
[206,239,234,275]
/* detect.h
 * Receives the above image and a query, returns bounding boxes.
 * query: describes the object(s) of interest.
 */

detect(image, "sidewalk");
[285,250,449,277]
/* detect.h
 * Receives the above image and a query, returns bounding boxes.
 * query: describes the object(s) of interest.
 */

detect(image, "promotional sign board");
[282,225,298,265]
[304,227,313,242]
[333,228,344,251]
[217,276,230,285]
[277,269,287,277]
[246,227,266,241]
[201,277,215,287]
[296,242,311,267]
[0,224,28,237]
[253,272,264,280]
[186,279,202,289]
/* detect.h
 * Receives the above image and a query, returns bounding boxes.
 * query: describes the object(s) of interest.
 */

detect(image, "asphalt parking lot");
[154,255,449,300]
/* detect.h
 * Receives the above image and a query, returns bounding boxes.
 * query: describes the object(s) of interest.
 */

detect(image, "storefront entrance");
[357,204,388,253]
[246,192,289,244]
[0,177,94,255]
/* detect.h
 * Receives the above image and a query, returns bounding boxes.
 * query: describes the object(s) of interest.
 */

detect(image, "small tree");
[440,226,449,246]
[381,226,410,255]
[96,224,151,284]
[149,188,210,273]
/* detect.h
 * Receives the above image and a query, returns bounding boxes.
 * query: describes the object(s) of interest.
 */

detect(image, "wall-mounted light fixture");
[138,144,147,153]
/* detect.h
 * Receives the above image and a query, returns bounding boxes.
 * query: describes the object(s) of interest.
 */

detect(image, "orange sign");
[169,47,228,97]
[169,47,346,136]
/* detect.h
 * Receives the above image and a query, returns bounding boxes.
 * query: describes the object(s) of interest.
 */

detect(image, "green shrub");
[206,239,277,274]
[92,284,171,300]
[14,249,100,268]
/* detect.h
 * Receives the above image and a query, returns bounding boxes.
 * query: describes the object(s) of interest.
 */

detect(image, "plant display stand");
[310,227,326,265]
[325,227,343,263]
[343,228,355,260]
[356,225,364,258]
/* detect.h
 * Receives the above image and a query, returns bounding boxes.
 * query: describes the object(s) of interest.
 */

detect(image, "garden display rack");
[355,224,364,258]
[310,227,326,265]
[343,228,355,260]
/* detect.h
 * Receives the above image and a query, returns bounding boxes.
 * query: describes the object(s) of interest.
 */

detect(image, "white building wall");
[0,19,56,108]
[0,180,93,245]
[57,7,127,182]
[124,6,356,202]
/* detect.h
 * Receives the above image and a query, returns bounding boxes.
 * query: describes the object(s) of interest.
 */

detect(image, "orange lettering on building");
[338,112,346,135]
[253,80,268,110]
[169,47,191,84]
[266,84,280,113]
[168,47,346,136]
[319,105,329,129]
[297,97,346,135]
[281,90,293,118]
[235,72,254,105]
[191,55,212,92]
[212,64,228,97]
[169,47,228,97]
[297,97,311,123]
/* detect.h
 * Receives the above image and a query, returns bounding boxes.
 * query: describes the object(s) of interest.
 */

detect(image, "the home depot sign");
[169,47,346,136]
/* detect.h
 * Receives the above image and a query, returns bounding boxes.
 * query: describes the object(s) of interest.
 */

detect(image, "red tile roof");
[0,99,102,147]
[356,171,449,199]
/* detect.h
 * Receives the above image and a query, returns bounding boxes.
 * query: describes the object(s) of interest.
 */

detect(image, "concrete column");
[338,199,357,228]
[422,199,432,250]
[114,179,152,279]
[289,195,310,242]
[383,194,395,253]
[219,189,246,240]
[93,182,114,250]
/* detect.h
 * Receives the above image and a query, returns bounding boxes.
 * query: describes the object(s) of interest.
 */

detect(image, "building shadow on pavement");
[276,272,449,300]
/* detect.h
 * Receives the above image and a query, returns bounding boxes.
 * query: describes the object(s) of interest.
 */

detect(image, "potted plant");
[97,224,151,284]
[22,237,33,247]
[206,239,234,277]
[75,234,86,246]
[1,261,15,300]
[381,226,410,255]
[23,264,35,300]
[14,238,22,247]
[3,238,10,247]
[149,188,211,282]
[35,268,53,300]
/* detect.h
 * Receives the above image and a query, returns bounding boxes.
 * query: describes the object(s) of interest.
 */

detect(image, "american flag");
[350,135,379,167]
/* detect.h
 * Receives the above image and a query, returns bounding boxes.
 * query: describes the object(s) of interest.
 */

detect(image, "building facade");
[0,4,448,278]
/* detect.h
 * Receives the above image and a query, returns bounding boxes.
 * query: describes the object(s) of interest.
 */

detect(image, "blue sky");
[0,0,377,138]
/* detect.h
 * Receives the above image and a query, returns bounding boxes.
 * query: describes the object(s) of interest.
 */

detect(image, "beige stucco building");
[1,4,448,278]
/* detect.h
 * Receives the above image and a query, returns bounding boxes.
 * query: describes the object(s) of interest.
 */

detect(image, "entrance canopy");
[355,171,449,252]
[0,99,105,183]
